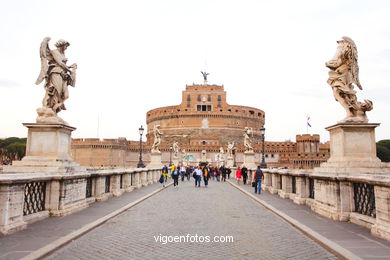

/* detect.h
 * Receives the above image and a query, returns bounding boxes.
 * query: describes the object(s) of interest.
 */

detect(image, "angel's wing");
[351,57,362,90]
[35,37,51,85]
[343,36,363,90]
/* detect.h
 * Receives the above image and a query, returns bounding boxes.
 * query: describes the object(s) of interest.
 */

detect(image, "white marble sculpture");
[243,127,254,153]
[227,141,235,158]
[326,36,372,123]
[151,125,162,153]
[35,37,77,125]
[172,141,180,158]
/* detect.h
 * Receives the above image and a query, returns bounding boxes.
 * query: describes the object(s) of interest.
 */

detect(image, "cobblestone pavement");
[45,179,338,260]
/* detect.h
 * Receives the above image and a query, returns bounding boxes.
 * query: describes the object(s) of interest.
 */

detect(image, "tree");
[377,139,390,162]
[0,137,27,164]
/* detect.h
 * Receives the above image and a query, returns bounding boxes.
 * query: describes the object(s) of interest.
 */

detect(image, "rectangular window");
[197,105,201,111]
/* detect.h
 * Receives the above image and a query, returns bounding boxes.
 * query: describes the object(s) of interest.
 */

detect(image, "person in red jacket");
[236,166,242,185]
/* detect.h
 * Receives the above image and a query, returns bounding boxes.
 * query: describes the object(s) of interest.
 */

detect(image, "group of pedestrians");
[159,164,264,194]
[235,165,264,194]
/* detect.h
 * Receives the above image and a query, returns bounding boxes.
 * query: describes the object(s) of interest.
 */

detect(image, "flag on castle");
[307,116,312,127]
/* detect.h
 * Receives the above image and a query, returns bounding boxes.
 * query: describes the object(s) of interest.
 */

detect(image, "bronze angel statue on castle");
[325,36,372,123]
[35,37,77,124]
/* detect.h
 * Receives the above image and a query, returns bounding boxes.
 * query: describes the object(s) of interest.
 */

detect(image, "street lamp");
[137,125,145,168]
[233,149,237,167]
[169,146,173,166]
[260,127,267,168]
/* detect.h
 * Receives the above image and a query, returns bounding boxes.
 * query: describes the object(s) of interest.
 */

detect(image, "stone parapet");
[262,168,390,241]
[0,167,161,235]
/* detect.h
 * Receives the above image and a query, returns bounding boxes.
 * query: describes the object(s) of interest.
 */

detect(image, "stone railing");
[261,168,390,241]
[0,167,161,235]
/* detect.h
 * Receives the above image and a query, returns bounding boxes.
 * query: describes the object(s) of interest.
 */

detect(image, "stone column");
[270,172,280,194]
[141,170,148,187]
[263,171,272,191]
[293,176,307,205]
[95,176,109,201]
[133,172,142,189]
[0,183,27,235]
[371,186,390,241]
[147,170,153,185]
[123,173,134,192]
[111,175,123,197]
[279,175,292,199]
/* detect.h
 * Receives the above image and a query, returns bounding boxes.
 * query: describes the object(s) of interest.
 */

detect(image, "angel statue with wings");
[243,127,254,153]
[227,141,235,158]
[35,37,77,124]
[151,125,163,153]
[325,36,372,123]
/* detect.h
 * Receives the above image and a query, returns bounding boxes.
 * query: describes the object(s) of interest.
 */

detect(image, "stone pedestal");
[243,152,256,169]
[4,123,84,173]
[226,157,234,168]
[321,123,382,169]
[147,152,163,168]
[172,157,179,167]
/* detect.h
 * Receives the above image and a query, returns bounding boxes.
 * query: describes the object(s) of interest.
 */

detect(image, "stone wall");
[262,168,390,241]
[0,167,160,235]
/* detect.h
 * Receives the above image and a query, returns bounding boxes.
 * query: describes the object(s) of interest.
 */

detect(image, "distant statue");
[227,141,235,158]
[151,125,162,153]
[201,150,207,162]
[35,37,77,124]
[244,127,254,153]
[201,71,209,81]
[218,146,225,163]
[326,36,373,123]
[172,141,180,158]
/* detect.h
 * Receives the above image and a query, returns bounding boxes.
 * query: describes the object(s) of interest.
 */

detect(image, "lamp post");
[137,125,145,168]
[260,127,267,168]
[169,146,173,166]
[233,149,237,167]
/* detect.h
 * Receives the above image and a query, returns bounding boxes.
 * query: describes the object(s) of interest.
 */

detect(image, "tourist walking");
[171,166,180,187]
[220,166,227,182]
[161,165,169,187]
[180,165,186,182]
[215,167,221,182]
[194,166,203,187]
[227,167,231,179]
[241,165,248,185]
[186,166,192,181]
[203,166,210,187]
[253,166,264,194]
[236,166,242,185]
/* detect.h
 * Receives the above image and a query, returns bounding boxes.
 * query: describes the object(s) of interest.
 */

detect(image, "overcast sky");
[1,0,389,142]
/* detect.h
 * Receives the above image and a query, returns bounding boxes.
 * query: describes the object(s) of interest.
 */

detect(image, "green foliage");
[0,137,27,164]
[377,139,390,162]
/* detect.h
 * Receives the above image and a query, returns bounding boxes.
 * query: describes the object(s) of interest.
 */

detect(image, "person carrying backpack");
[253,166,264,194]
[171,166,180,187]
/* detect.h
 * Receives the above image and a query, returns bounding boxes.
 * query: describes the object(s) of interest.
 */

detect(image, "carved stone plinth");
[172,158,179,167]
[4,123,84,173]
[147,152,163,168]
[320,123,385,170]
[226,157,234,168]
[243,152,256,169]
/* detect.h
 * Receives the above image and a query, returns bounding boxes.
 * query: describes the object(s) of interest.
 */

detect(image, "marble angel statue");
[35,37,77,124]
[325,36,372,123]
[151,125,162,153]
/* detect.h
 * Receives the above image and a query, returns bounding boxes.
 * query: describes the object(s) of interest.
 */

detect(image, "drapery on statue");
[227,141,235,158]
[201,71,209,81]
[172,141,180,158]
[35,37,77,124]
[243,127,254,153]
[151,125,162,152]
[325,36,373,123]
